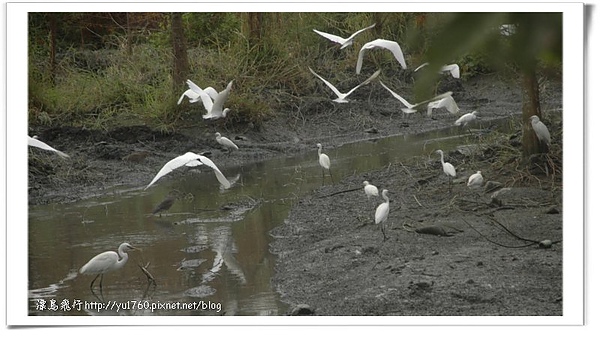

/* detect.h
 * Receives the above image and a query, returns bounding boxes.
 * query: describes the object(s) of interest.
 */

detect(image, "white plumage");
[28,135,70,158]
[309,67,380,103]
[436,150,456,191]
[215,132,239,151]
[379,80,453,115]
[313,23,376,49]
[467,170,484,188]
[530,115,551,146]
[79,242,137,291]
[363,181,379,199]
[414,63,460,79]
[145,152,231,190]
[454,111,478,127]
[177,79,219,105]
[187,79,233,120]
[375,189,390,241]
[356,39,407,74]
[427,95,460,117]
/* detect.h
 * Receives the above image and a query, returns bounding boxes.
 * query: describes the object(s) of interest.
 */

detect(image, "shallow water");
[28,117,516,316]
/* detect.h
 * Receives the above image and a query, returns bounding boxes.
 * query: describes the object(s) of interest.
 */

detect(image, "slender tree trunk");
[126,13,133,56]
[171,13,188,91]
[247,13,263,47]
[522,67,547,156]
[48,14,57,84]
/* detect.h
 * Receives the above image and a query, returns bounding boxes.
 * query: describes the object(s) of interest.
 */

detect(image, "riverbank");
[27,73,563,317]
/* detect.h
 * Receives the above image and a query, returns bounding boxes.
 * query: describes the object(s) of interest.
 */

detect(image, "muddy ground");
[28,73,563,316]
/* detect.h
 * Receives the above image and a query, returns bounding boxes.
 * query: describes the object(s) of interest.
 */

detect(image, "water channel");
[28,117,516,316]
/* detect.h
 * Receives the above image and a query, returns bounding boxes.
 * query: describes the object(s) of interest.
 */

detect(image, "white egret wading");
[379,80,453,116]
[215,132,239,153]
[435,149,456,192]
[317,143,333,184]
[375,189,390,241]
[356,39,407,74]
[454,111,478,130]
[28,136,70,158]
[79,243,137,294]
[313,23,376,49]
[530,115,551,146]
[145,152,231,190]
[309,67,381,103]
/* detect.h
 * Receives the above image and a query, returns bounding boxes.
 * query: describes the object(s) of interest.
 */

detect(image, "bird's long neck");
[439,152,445,164]
[382,191,389,203]
[318,147,322,157]
[115,249,129,269]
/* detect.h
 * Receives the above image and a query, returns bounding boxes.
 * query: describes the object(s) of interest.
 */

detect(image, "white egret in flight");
[379,80,452,115]
[309,67,380,103]
[79,243,138,294]
[414,62,461,79]
[178,79,219,105]
[530,115,551,146]
[356,39,407,74]
[427,95,460,117]
[313,23,376,49]
[187,79,233,120]
[145,152,231,190]
[28,135,70,158]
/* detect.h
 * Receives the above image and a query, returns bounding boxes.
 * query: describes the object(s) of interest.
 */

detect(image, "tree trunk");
[48,14,57,84]
[522,68,547,156]
[171,13,188,91]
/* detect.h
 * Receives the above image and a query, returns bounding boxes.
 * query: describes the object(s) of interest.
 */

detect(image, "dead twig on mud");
[318,186,362,198]
[462,218,537,248]
[412,194,423,207]
[138,262,157,286]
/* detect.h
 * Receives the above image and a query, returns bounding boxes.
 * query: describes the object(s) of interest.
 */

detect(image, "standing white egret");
[309,67,381,103]
[454,111,478,131]
[317,143,333,184]
[435,149,456,192]
[363,181,379,199]
[379,80,453,115]
[375,189,390,241]
[187,79,233,120]
[356,39,407,74]
[313,23,376,49]
[79,243,138,294]
[467,171,484,189]
[530,115,551,146]
[145,152,231,190]
[28,136,70,158]
[215,132,239,153]
[414,62,461,79]
[426,95,460,117]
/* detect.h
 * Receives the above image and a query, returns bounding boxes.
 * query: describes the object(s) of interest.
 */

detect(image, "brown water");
[28,118,513,316]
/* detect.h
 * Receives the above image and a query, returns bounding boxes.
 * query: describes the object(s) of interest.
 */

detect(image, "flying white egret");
[28,135,70,158]
[187,79,233,120]
[356,39,407,74]
[317,143,333,184]
[530,115,551,146]
[178,79,219,105]
[313,23,376,49]
[375,189,390,241]
[435,149,456,192]
[467,171,484,189]
[363,181,379,199]
[414,62,460,79]
[79,243,137,293]
[379,80,452,115]
[309,67,381,103]
[145,152,231,190]
[454,111,478,129]
[426,95,460,117]
[152,189,181,217]
[215,132,239,153]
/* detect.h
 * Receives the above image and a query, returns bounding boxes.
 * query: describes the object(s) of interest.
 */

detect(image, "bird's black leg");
[329,169,334,184]
[90,274,100,291]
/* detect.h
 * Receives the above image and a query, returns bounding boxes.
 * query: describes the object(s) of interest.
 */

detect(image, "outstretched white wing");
[379,80,414,109]
[356,39,406,74]
[145,152,231,190]
[206,80,233,117]
[346,23,376,41]
[28,136,70,158]
[309,67,344,98]
[312,29,347,45]
[345,69,381,96]
[441,64,460,79]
